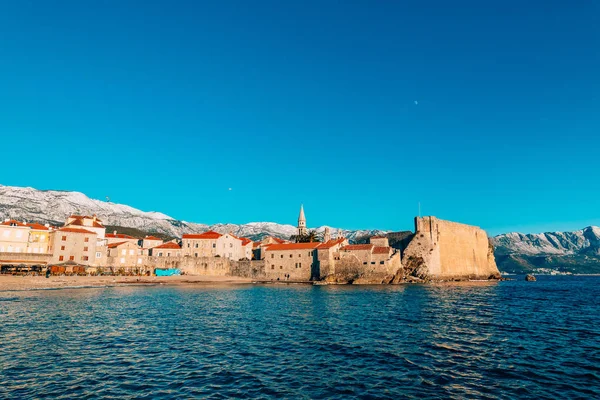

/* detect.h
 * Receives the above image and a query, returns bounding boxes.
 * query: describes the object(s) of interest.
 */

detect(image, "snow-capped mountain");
[492,227,600,275]
[0,185,386,241]
[492,227,600,256]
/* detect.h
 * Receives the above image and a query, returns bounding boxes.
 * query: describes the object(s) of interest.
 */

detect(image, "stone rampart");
[403,216,500,280]
[230,260,266,279]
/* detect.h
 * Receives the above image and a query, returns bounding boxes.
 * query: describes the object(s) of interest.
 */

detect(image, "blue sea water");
[1,276,599,399]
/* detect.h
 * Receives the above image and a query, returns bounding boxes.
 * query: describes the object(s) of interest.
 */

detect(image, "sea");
[1,276,599,399]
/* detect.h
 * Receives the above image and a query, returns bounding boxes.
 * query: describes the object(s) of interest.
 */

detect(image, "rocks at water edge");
[525,274,536,281]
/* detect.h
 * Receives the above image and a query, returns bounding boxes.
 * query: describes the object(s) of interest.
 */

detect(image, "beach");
[0,275,252,291]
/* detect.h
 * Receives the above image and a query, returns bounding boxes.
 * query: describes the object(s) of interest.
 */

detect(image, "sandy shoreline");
[0,275,253,292]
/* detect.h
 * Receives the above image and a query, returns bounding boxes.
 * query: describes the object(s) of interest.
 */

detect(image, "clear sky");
[1,1,598,235]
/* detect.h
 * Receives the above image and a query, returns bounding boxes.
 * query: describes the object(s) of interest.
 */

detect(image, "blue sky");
[0,1,598,235]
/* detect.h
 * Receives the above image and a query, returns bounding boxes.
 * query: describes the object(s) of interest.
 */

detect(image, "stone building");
[64,215,106,246]
[240,238,253,260]
[316,238,349,277]
[264,242,320,281]
[0,220,30,253]
[142,235,163,250]
[369,236,389,248]
[106,232,139,245]
[107,241,143,268]
[26,223,51,254]
[297,204,307,236]
[152,241,182,257]
[48,227,99,266]
[181,231,244,260]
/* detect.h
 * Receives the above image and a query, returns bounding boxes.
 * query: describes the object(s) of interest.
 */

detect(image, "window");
[167,252,171,257]
[298,254,301,257]
[195,243,199,248]
[212,243,216,248]
[84,237,89,243]
[280,266,283,269]
[187,243,190,248]
[69,256,74,261]
[380,261,385,265]
[59,255,64,261]
[15,247,21,253]
[158,252,163,257]
[299,263,302,268]
[271,265,274,269]
[138,258,142,264]
[2,230,9,237]
[84,247,88,252]
[16,231,22,238]
[194,253,198,257]
[61,246,65,251]
[290,254,293,258]
[295,263,298,268]
[281,255,283,258]
[96,252,101,258]
[62,236,67,241]
[271,254,274,258]
[41,235,45,241]
[363,262,367,265]
[230,243,233,248]
[371,262,375,265]
[121,249,127,255]
[129,250,134,255]
[120,257,125,264]
[82,256,89,261]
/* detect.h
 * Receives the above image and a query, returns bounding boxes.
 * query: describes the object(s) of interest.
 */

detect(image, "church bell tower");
[297,204,307,236]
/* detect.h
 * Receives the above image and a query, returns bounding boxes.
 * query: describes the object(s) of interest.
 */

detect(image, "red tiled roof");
[107,241,129,248]
[241,238,252,246]
[58,227,96,235]
[1,220,27,227]
[26,223,49,230]
[153,242,181,249]
[183,231,222,239]
[373,246,392,254]
[342,244,374,251]
[317,238,346,249]
[106,233,136,239]
[265,242,321,251]
[272,237,286,244]
[67,215,105,228]
[144,236,162,241]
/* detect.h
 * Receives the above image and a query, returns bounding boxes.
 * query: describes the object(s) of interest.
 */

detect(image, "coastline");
[0,275,253,292]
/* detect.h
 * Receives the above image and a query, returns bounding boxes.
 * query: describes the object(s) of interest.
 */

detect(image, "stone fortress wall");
[403,216,499,279]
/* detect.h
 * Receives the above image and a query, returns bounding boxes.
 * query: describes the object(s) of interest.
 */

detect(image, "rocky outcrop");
[401,217,501,281]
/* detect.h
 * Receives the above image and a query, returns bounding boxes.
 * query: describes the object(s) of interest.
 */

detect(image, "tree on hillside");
[293,229,319,243]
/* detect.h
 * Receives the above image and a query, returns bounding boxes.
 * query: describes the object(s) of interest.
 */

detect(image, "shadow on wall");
[387,231,415,258]
[310,251,320,280]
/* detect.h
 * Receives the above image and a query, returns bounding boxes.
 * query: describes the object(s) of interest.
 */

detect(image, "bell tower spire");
[297,204,307,236]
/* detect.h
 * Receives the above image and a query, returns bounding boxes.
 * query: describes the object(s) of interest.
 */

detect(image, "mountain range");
[0,185,384,242]
[491,227,600,274]
[1,184,599,274]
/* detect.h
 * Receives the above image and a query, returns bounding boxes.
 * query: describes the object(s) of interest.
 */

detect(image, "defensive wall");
[402,216,499,279]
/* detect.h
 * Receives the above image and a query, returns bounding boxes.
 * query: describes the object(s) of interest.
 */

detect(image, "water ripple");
[1,276,599,399]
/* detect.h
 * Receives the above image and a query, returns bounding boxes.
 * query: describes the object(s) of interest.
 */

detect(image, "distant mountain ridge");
[492,227,600,274]
[0,185,385,242]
